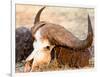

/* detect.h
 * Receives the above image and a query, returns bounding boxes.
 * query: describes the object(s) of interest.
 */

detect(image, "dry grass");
[15,57,94,73]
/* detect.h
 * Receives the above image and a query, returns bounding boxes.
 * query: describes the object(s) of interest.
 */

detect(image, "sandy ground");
[15,4,94,73]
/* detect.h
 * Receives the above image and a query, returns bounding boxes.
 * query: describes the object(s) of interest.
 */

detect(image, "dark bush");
[16,27,34,63]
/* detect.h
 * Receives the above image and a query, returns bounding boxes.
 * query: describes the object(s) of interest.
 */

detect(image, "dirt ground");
[15,4,94,73]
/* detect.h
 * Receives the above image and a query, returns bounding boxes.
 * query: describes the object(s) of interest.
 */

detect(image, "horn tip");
[88,14,93,36]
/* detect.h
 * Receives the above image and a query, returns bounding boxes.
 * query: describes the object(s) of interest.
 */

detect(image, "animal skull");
[25,28,54,71]
[24,6,93,72]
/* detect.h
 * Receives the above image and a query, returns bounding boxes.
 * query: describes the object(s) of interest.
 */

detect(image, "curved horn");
[64,15,93,49]
[81,15,93,48]
[71,15,93,49]
[34,6,46,24]
[47,15,93,50]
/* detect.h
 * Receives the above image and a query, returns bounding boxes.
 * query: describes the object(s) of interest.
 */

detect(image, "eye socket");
[46,46,50,50]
